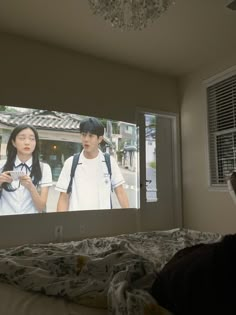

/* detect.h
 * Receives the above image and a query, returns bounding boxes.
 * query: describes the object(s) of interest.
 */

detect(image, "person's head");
[1,124,42,191]
[79,117,104,137]
[7,124,40,161]
[79,117,104,157]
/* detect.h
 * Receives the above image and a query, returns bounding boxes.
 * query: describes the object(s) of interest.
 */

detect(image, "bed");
[0,228,223,315]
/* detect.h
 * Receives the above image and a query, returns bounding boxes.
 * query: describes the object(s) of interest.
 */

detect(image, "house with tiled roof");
[0,109,111,180]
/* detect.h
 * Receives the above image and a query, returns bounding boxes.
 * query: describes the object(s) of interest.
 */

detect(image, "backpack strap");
[67,153,80,194]
[104,152,113,208]
[104,152,112,179]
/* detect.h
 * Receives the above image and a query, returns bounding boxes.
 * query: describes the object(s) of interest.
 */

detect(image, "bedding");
[0,282,106,315]
[0,228,222,315]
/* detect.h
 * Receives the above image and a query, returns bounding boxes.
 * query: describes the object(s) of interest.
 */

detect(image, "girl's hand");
[0,171,13,185]
[19,175,34,190]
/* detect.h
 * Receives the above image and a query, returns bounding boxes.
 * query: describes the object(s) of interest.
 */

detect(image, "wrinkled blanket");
[0,228,222,315]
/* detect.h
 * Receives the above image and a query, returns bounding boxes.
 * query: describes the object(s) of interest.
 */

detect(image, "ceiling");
[0,0,236,77]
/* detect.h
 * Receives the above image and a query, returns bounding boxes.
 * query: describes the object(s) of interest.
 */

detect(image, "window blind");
[207,74,236,185]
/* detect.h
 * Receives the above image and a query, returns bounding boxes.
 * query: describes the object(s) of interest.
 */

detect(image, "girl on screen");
[0,124,52,215]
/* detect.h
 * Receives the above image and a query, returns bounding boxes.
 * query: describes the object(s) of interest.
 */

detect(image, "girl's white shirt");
[0,156,53,215]
[55,149,125,210]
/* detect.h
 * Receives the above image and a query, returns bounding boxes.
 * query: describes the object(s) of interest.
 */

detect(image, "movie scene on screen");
[0,105,139,214]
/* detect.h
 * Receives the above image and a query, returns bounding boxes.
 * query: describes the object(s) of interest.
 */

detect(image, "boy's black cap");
[79,117,104,136]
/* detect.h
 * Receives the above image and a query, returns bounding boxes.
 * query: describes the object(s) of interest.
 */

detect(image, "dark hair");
[1,124,42,192]
[79,117,104,137]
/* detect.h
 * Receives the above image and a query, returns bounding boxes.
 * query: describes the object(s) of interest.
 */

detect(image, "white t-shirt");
[55,150,125,210]
[0,156,52,215]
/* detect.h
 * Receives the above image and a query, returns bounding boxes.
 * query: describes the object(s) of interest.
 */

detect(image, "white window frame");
[204,66,236,189]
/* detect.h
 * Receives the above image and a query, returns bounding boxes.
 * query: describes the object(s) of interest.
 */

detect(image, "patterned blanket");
[0,228,222,315]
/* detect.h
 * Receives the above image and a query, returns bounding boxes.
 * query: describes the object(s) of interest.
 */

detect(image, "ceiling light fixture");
[226,0,236,10]
[88,0,175,31]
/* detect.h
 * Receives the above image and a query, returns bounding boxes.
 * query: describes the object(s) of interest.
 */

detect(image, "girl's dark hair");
[1,124,42,192]
[79,117,104,136]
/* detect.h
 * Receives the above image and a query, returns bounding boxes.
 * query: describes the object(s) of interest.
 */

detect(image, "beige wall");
[180,54,236,234]
[0,32,179,247]
[0,32,178,123]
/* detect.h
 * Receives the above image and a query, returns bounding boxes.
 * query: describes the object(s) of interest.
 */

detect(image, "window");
[138,110,182,230]
[207,73,236,186]
[145,114,157,202]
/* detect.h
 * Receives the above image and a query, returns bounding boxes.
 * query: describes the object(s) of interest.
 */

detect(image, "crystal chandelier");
[88,0,175,31]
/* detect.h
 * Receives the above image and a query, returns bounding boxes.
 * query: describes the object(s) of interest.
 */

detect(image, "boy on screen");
[56,117,129,211]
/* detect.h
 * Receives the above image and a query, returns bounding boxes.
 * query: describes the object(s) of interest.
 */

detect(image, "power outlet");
[54,225,63,242]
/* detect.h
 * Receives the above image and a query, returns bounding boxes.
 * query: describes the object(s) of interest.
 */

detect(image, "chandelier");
[88,0,175,31]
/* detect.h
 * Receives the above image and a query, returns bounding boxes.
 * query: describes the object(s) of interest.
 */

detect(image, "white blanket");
[0,228,222,315]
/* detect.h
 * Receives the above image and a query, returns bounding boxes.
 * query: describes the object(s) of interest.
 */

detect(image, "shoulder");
[60,156,74,171]
[65,155,75,165]
[105,154,123,177]
[102,152,117,164]
[109,154,119,167]
[57,155,75,166]
[39,162,53,186]
[102,152,114,161]
[40,163,52,178]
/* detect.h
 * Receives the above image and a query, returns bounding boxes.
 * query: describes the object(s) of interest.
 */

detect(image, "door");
[138,111,182,231]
